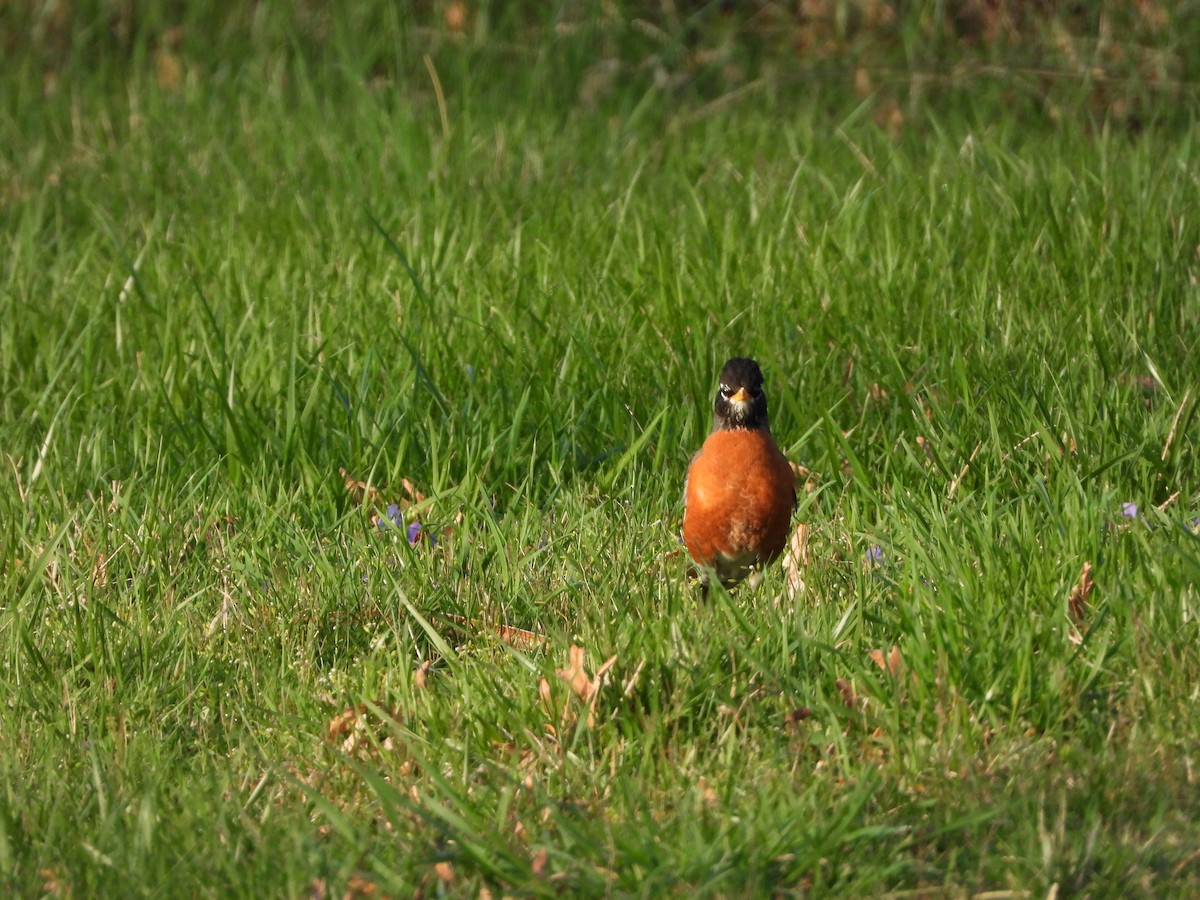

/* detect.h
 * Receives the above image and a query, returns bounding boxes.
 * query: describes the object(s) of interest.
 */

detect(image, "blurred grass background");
[3,2,1200,897]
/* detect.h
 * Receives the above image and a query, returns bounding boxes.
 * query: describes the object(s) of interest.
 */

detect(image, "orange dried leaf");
[495,623,548,651]
[868,645,905,678]
[557,644,592,700]
[325,704,402,757]
[836,678,858,709]
[438,614,547,651]
[326,706,364,741]
[339,468,379,507]
[433,862,454,884]
[548,645,616,727]
[413,660,431,689]
[444,1,467,32]
[343,875,378,898]
[531,848,549,877]
[400,477,426,505]
[1068,561,1094,622]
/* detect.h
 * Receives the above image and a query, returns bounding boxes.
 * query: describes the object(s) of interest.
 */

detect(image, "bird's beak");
[730,387,751,404]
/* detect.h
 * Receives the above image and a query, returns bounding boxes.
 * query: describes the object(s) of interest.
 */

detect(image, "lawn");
[3,4,1200,896]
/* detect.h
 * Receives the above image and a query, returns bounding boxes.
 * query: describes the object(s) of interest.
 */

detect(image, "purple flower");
[377,503,436,548]
[406,521,437,548]
[377,503,405,530]
[1121,502,1138,519]
[865,545,885,565]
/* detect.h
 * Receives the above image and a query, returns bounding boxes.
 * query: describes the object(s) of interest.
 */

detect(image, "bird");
[682,357,796,592]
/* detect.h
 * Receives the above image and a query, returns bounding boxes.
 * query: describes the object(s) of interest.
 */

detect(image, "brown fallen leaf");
[438,614,547,651]
[853,66,871,97]
[557,644,593,699]
[785,707,814,725]
[836,678,858,709]
[915,435,934,464]
[40,869,66,896]
[557,644,617,703]
[340,468,380,507]
[781,522,810,599]
[325,703,402,757]
[154,48,182,91]
[1068,561,1094,623]
[874,99,904,139]
[433,862,454,885]
[343,874,378,898]
[868,645,905,678]
[788,461,821,493]
[400,477,426,505]
[444,1,467,32]
[544,644,617,728]
[413,660,432,689]
[531,848,549,877]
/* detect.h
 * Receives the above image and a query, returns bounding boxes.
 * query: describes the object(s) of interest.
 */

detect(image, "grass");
[3,5,1200,896]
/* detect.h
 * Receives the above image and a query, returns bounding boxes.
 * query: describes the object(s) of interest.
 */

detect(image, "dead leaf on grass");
[781,522,810,599]
[154,48,182,91]
[91,551,108,587]
[868,645,905,678]
[325,703,403,757]
[413,660,432,689]
[789,461,821,493]
[531,847,549,877]
[340,468,380,507]
[399,477,426,505]
[835,678,858,709]
[558,644,617,702]
[40,869,67,896]
[1068,561,1094,634]
[343,874,379,898]
[915,435,934,465]
[542,644,617,727]
[438,614,547,651]
[444,1,468,32]
[785,707,814,725]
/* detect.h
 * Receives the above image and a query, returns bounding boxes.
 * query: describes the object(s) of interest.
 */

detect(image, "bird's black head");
[712,357,769,431]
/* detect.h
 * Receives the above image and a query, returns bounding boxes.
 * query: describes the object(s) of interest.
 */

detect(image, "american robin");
[683,357,796,591]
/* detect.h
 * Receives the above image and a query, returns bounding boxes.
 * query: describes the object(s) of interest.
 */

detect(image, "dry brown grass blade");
[781,522,810,600]
[438,614,547,651]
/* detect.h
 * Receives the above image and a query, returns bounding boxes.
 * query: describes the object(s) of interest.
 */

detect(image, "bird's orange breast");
[683,429,795,580]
